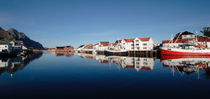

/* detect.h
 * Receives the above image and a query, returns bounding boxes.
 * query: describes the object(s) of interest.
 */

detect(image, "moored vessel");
[161,32,210,56]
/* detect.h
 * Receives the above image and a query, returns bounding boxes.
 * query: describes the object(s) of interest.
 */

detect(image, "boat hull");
[161,49,210,56]
[105,51,128,56]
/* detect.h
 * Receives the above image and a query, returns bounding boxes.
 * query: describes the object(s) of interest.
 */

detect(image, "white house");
[120,39,135,51]
[133,37,154,51]
[181,33,196,39]
[10,41,23,52]
[0,41,12,53]
[119,37,154,51]
[95,42,110,51]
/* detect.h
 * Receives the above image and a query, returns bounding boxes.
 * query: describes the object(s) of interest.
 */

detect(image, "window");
[135,40,139,42]
[136,44,139,46]
[143,43,147,46]
[143,47,147,49]
[143,62,148,65]
[131,44,134,46]
[137,47,140,49]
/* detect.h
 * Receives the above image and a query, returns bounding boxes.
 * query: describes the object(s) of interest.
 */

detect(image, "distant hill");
[0,27,44,49]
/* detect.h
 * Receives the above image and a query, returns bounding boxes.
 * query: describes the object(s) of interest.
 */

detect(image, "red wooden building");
[55,46,74,52]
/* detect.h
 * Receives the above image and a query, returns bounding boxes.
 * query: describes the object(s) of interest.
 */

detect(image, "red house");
[55,46,74,52]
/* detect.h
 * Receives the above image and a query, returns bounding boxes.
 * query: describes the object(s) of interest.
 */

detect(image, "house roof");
[181,31,195,35]
[112,43,117,46]
[100,42,109,46]
[123,39,135,42]
[137,37,151,41]
[141,67,152,70]
[125,65,135,68]
[84,44,93,49]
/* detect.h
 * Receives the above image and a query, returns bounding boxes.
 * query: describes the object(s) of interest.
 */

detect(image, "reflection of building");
[117,57,154,71]
[161,55,210,79]
[76,53,155,72]
[55,46,74,52]
[0,52,43,78]
[55,52,74,57]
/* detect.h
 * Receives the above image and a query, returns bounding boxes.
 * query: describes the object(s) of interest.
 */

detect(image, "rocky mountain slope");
[0,27,44,49]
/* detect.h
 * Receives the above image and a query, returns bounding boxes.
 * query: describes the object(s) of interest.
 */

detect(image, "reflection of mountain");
[76,53,155,72]
[55,52,74,57]
[161,55,210,79]
[0,52,43,77]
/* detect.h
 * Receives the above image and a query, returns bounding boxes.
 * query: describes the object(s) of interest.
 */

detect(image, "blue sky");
[0,0,210,48]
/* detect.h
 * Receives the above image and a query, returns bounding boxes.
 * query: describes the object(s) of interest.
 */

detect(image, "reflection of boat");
[161,55,210,60]
[161,55,210,79]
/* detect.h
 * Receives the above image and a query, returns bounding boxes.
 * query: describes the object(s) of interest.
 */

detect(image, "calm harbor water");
[0,52,210,99]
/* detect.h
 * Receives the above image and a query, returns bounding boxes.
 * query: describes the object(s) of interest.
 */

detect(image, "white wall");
[181,34,196,39]
[0,44,12,52]
[133,38,154,51]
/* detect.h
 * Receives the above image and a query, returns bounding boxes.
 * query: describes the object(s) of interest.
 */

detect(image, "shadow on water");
[0,52,43,77]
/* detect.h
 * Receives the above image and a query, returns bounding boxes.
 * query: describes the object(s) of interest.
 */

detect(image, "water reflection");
[161,55,210,79]
[0,52,43,78]
[55,52,74,57]
[76,53,210,79]
[76,53,155,72]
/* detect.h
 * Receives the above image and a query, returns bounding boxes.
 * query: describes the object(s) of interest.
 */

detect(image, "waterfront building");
[118,37,154,51]
[120,39,135,51]
[10,41,23,52]
[55,46,74,52]
[133,37,154,51]
[0,41,12,53]
[95,41,110,51]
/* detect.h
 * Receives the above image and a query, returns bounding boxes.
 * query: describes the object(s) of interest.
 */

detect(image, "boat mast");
[175,32,182,43]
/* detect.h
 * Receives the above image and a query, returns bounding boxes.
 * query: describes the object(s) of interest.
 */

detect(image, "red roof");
[123,39,135,42]
[141,67,152,70]
[125,65,135,68]
[101,60,109,63]
[100,42,109,46]
[137,37,151,41]
[112,43,117,46]
[84,44,93,49]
